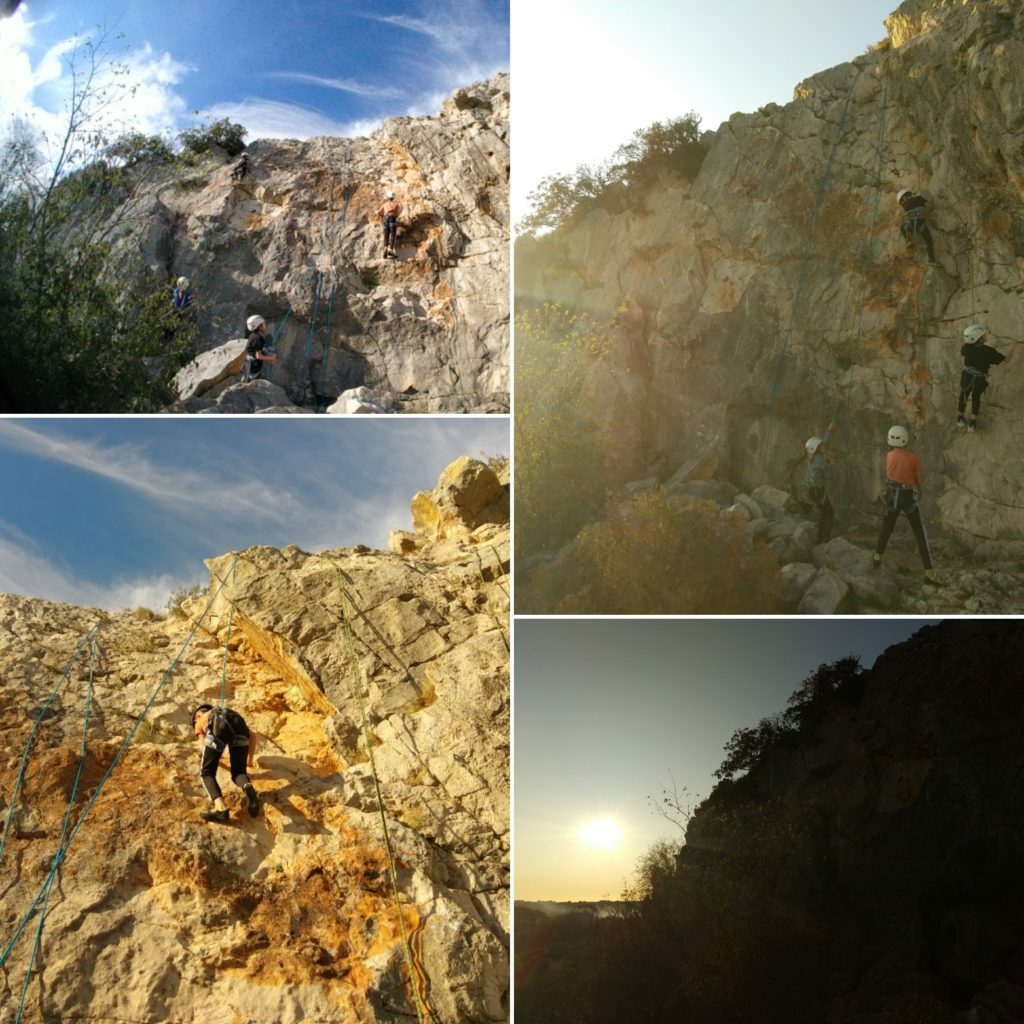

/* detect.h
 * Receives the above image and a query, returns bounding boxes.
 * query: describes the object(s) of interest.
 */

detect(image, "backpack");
[207,707,248,746]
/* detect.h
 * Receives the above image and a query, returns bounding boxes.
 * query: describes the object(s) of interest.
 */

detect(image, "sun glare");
[578,818,621,849]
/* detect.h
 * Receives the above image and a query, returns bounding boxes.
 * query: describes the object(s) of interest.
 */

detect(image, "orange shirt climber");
[885,448,923,490]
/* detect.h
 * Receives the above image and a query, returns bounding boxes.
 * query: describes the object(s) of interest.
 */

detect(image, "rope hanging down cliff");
[0,556,239,973]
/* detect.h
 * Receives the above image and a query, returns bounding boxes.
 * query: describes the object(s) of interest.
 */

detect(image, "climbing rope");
[14,637,97,1024]
[0,624,99,863]
[317,284,336,397]
[218,559,237,709]
[760,69,862,480]
[0,556,239,972]
[328,559,431,1024]
[303,271,324,365]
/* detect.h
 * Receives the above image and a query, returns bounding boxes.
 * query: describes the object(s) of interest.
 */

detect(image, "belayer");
[243,314,277,382]
[804,420,838,544]
[896,188,938,265]
[957,323,1018,431]
[191,705,260,823]
[873,425,939,585]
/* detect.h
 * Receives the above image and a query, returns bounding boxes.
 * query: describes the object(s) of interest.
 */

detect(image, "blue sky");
[514,0,898,215]
[0,417,509,611]
[516,618,939,902]
[1,0,508,157]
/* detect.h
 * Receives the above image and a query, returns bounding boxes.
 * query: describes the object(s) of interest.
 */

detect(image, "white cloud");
[266,72,402,101]
[200,98,377,142]
[0,527,190,612]
[0,421,308,529]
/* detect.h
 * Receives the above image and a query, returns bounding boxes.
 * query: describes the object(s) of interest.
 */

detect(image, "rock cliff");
[121,75,509,413]
[0,458,509,1022]
[517,2,1024,561]
[675,619,1024,1022]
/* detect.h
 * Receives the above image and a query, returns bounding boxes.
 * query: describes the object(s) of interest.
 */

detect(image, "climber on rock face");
[243,314,276,382]
[804,420,838,545]
[231,153,249,182]
[378,190,400,258]
[957,323,1018,431]
[873,425,939,585]
[897,188,938,265]
[172,276,193,312]
[192,704,259,823]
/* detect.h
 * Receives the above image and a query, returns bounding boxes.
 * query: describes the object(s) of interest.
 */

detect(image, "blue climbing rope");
[0,625,98,863]
[14,637,98,1024]
[319,285,336,389]
[0,556,239,972]
[218,559,237,709]
[303,271,324,364]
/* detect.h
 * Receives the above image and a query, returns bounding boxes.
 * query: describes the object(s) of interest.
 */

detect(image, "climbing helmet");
[963,324,987,344]
[887,425,909,448]
[246,314,266,332]
[805,436,824,456]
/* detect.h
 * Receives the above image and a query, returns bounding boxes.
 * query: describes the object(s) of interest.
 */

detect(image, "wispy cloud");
[0,421,307,527]
[266,72,402,100]
[0,524,190,611]
[200,98,375,141]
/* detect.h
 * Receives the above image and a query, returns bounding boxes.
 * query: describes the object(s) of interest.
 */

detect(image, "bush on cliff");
[519,491,781,614]
[178,118,247,158]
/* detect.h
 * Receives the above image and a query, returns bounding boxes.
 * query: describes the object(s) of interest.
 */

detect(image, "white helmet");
[887,425,909,448]
[963,324,987,344]
[897,189,911,203]
[177,276,189,288]
[386,190,395,199]
[246,314,266,331]
[805,436,824,456]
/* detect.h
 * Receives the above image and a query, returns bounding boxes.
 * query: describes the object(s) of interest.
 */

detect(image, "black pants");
[808,486,834,544]
[875,487,932,569]
[383,215,397,250]
[200,739,251,801]
[958,369,988,417]
[900,217,935,261]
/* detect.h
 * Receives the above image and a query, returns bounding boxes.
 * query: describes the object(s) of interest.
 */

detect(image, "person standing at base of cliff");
[378,190,400,258]
[805,420,838,544]
[897,188,938,265]
[231,153,249,181]
[243,314,276,382]
[873,425,940,585]
[192,704,260,823]
[957,323,1018,431]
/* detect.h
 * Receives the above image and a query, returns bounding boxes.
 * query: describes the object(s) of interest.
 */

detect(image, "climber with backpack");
[957,323,1018,430]
[377,189,400,258]
[243,314,276,382]
[873,425,940,585]
[804,420,839,544]
[897,188,938,265]
[192,704,260,823]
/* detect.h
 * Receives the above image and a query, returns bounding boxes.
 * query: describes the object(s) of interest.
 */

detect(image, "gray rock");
[796,569,849,614]
[821,537,877,582]
[173,338,248,401]
[751,485,794,517]
[625,476,660,495]
[666,479,740,506]
[779,562,818,606]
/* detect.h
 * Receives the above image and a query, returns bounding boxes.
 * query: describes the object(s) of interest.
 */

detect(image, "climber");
[378,190,400,258]
[957,323,1018,430]
[171,276,193,312]
[873,425,940,585]
[231,153,249,182]
[896,188,938,265]
[192,704,260,823]
[804,420,839,544]
[243,314,276,382]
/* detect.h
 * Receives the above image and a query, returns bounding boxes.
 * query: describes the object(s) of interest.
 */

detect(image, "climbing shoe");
[956,415,965,428]
[923,571,943,587]
[201,809,229,824]
[244,784,260,819]
[872,554,883,570]
[968,419,977,432]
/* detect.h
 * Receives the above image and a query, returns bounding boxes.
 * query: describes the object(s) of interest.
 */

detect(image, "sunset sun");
[578,818,621,849]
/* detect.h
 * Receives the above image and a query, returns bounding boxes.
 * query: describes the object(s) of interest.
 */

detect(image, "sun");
[578,818,621,849]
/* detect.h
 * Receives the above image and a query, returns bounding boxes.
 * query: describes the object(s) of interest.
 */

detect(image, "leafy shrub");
[518,491,781,614]
[166,582,203,616]
[177,118,247,158]
[105,132,174,167]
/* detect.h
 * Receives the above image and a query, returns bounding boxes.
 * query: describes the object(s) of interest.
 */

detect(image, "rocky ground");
[0,456,509,1023]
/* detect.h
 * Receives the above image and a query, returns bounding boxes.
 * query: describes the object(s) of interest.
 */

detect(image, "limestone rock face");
[517,0,1024,549]
[0,461,509,1022]
[678,620,1024,1021]
[411,456,510,542]
[117,75,509,413]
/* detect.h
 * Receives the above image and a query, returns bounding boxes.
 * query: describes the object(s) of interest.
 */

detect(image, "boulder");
[173,337,248,400]
[410,456,509,540]
[326,386,396,415]
[779,562,819,606]
[796,568,849,614]
[751,486,795,517]
[666,479,740,506]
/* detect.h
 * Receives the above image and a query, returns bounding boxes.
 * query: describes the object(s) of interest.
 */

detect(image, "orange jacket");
[886,448,923,489]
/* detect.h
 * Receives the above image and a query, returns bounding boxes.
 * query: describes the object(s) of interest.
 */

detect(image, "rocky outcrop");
[0,458,509,1022]
[677,620,1024,1022]
[116,75,509,413]
[517,1,1024,548]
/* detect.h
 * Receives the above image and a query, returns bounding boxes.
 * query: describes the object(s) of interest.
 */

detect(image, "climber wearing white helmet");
[873,425,939,585]
[896,187,937,265]
[231,152,249,182]
[243,314,276,382]
[804,420,839,544]
[172,275,193,312]
[377,189,401,258]
[957,323,1019,430]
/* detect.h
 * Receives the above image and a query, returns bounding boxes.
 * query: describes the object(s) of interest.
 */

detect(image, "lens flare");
[578,818,621,848]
